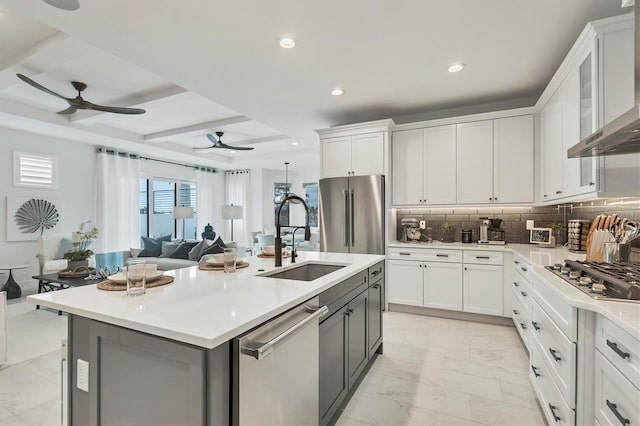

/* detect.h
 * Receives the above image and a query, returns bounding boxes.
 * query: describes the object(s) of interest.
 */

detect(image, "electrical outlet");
[77,359,89,392]
[526,220,534,230]
[419,220,426,230]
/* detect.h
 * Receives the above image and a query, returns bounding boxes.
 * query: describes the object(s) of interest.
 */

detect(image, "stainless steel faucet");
[275,194,311,267]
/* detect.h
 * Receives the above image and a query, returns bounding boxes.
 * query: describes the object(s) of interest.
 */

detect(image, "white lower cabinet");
[594,350,640,426]
[423,262,463,311]
[462,264,503,316]
[387,260,423,306]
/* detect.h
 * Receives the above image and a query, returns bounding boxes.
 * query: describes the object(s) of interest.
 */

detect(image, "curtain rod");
[96,148,217,172]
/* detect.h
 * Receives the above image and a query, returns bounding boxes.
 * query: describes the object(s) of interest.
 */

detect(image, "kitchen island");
[29,251,385,425]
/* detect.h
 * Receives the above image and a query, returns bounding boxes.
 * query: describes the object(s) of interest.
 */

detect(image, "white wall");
[0,127,97,294]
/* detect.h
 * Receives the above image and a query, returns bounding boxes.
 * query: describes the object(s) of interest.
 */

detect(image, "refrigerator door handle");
[343,189,350,247]
[350,189,355,247]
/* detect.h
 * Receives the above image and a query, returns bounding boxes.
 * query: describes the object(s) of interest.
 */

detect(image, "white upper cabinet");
[317,120,393,179]
[457,120,494,204]
[536,13,639,202]
[321,136,352,178]
[392,125,456,205]
[392,129,423,205]
[494,115,534,203]
[424,126,457,205]
[351,133,384,176]
[321,132,384,178]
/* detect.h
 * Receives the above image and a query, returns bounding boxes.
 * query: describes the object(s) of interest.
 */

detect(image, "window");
[13,151,57,188]
[303,182,318,227]
[274,182,291,226]
[139,178,197,238]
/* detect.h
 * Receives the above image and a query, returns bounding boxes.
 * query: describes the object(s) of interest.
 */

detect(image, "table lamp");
[222,204,243,241]
[173,206,194,240]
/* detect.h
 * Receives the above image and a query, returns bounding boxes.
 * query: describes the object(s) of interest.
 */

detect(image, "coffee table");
[32,273,104,315]
[1,264,30,299]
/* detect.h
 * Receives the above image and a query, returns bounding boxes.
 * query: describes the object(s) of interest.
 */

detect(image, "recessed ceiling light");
[331,88,344,96]
[279,38,296,49]
[41,0,80,10]
[292,142,299,146]
[229,150,236,154]
[448,63,465,73]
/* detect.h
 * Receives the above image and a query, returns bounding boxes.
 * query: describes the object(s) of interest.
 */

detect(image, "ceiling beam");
[144,115,253,141]
[69,85,188,122]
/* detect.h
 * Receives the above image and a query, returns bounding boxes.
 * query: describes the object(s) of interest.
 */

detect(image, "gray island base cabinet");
[67,260,385,426]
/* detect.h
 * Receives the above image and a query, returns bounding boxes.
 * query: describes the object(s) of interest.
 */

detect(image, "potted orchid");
[63,221,99,270]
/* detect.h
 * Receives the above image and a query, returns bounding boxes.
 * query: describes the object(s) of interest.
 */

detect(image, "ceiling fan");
[195,131,255,151]
[16,73,146,115]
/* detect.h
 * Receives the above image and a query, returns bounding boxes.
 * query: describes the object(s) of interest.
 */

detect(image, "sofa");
[37,235,96,274]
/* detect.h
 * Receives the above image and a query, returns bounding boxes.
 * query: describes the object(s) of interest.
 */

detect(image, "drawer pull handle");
[513,282,520,287]
[476,256,490,259]
[531,321,541,331]
[606,400,630,426]
[531,365,540,377]
[606,340,630,360]
[521,267,527,272]
[436,254,449,257]
[371,269,382,277]
[519,322,527,330]
[548,404,561,422]
[372,283,381,289]
[514,260,520,265]
[521,291,527,297]
[399,252,411,256]
[549,348,561,362]
[513,309,519,315]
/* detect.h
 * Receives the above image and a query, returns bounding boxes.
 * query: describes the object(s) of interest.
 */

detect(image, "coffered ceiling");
[0,0,629,171]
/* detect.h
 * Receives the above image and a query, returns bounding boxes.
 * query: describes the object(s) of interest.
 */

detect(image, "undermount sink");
[259,263,346,282]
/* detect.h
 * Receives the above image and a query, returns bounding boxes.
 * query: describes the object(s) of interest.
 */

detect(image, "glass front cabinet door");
[576,45,598,193]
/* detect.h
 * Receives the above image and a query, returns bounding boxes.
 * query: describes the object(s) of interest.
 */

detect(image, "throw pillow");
[188,240,210,261]
[139,234,172,257]
[197,241,225,260]
[169,241,199,259]
[160,241,179,258]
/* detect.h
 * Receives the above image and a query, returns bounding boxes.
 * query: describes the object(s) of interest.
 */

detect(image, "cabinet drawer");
[530,344,576,426]
[512,273,532,315]
[512,259,532,282]
[463,250,503,265]
[596,315,640,386]
[511,294,530,351]
[531,300,576,408]
[531,274,577,341]
[595,350,640,426]
[368,261,385,283]
[388,247,462,263]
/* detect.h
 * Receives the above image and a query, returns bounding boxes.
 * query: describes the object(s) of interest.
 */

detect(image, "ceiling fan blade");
[193,146,217,151]
[16,73,70,101]
[57,106,78,115]
[206,133,219,145]
[84,102,146,114]
[219,142,254,151]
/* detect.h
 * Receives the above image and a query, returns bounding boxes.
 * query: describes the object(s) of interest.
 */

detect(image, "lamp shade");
[222,204,243,220]
[173,206,194,219]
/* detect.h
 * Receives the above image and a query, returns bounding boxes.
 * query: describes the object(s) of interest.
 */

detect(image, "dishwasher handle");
[242,305,329,360]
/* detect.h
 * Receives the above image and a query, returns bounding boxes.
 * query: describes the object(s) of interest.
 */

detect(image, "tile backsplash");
[395,199,640,246]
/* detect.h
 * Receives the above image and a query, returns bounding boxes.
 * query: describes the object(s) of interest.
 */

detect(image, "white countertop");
[28,252,385,349]
[388,241,640,337]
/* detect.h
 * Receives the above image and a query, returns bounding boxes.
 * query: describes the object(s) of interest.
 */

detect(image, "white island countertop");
[388,241,640,337]
[28,252,385,349]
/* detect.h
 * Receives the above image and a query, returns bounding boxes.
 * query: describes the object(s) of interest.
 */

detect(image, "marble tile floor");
[335,311,545,426]
[0,301,544,426]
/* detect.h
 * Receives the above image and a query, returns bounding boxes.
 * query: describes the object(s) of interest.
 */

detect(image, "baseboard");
[388,303,514,326]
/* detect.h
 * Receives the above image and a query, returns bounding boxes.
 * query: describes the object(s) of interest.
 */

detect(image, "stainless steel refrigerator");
[319,175,385,254]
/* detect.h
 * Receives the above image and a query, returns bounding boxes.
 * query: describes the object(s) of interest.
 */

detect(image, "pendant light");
[274,162,295,204]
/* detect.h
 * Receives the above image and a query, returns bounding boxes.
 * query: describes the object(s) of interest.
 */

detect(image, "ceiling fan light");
[41,0,80,10]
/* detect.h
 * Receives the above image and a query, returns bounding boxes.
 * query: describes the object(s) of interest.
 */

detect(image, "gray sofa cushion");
[141,257,196,271]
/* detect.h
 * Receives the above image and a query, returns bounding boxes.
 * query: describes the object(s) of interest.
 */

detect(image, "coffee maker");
[478,217,506,245]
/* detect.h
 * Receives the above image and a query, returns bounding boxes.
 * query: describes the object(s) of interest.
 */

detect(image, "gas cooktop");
[545,260,640,303]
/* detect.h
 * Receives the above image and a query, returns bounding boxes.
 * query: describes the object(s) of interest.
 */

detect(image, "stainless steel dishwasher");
[232,296,328,426]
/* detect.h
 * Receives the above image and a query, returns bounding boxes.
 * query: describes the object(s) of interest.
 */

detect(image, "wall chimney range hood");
[568,2,640,158]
